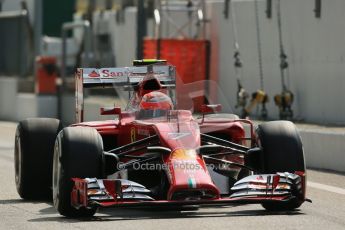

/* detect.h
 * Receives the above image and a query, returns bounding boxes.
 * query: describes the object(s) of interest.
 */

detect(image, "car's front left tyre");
[257,121,305,211]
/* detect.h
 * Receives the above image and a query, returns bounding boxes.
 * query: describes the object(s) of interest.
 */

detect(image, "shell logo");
[171,149,197,160]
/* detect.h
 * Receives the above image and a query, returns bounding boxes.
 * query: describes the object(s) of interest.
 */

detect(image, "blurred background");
[0,0,344,125]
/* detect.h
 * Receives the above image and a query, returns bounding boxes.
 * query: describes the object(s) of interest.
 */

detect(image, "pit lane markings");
[307,181,345,195]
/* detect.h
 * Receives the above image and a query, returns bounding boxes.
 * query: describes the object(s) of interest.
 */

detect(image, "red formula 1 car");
[14,60,308,218]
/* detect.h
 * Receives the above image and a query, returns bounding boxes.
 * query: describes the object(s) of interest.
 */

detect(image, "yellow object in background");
[244,90,268,116]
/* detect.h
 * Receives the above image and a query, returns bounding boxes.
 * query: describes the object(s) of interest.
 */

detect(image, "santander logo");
[101,69,125,77]
[88,70,100,78]
[87,69,126,78]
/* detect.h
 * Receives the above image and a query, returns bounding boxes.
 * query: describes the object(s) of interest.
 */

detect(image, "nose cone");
[167,149,220,200]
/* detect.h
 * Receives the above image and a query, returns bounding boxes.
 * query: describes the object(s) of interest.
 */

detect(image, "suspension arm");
[201,133,249,151]
[198,144,247,155]
[119,156,161,171]
[203,155,253,171]
[109,135,159,156]
[104,145,170,175]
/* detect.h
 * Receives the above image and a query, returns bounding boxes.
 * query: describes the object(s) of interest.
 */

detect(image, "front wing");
[71,172,306,209]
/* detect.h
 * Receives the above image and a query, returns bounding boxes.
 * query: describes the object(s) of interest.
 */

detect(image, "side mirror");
[100,107,121,115]
[200,104,222,114]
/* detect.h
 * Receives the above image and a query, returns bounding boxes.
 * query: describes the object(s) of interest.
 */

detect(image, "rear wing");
[75,65,176,123]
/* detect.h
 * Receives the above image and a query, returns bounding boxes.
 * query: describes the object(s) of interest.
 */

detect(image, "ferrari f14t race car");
[14,60,309,217]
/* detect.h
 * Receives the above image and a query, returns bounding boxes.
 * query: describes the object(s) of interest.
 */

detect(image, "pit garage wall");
[108,1,345,124]
[206,0,345,124]
[2,1,345,124]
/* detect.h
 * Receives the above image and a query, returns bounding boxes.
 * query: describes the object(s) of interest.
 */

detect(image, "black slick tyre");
[52,127,104,218]
[15,118,63,199]
[257,121,305,211]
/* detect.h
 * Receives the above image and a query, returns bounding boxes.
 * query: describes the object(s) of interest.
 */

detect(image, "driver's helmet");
[139,91,173,111]
[138,92,173,119]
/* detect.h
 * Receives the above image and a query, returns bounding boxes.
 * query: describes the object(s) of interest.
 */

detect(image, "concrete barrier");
[16,93,57,121]
[0,78,17,121]
[299,127,345,172]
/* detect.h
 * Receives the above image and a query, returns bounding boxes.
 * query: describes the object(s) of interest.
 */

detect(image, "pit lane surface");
[0,122,344,230]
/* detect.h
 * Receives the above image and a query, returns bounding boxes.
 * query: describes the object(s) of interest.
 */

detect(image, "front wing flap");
[71,172,306,209]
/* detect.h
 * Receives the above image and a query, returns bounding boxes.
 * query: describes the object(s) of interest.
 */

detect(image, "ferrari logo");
[130,127,136,142]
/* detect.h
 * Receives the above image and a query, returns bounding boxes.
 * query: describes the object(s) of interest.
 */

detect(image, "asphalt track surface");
[0,121,344,230]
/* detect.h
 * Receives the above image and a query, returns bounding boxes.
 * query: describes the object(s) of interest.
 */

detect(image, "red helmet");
[139,92,173,110]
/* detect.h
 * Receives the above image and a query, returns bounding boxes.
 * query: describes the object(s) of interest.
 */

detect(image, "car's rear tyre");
[257,121,305,211]
[53,127,104,218]
[15,118,63,199]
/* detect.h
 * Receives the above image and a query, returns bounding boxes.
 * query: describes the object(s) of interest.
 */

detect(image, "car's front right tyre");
[53,127,104,218]
[15,118,62,199]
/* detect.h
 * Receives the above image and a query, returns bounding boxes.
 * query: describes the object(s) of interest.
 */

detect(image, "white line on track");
[308,181,345,195]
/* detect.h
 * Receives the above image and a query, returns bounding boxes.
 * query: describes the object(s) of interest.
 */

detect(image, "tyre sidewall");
[257,121,306,211]
[15,118,62,199]
[257,121,305,174]
[53,127,104,217]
